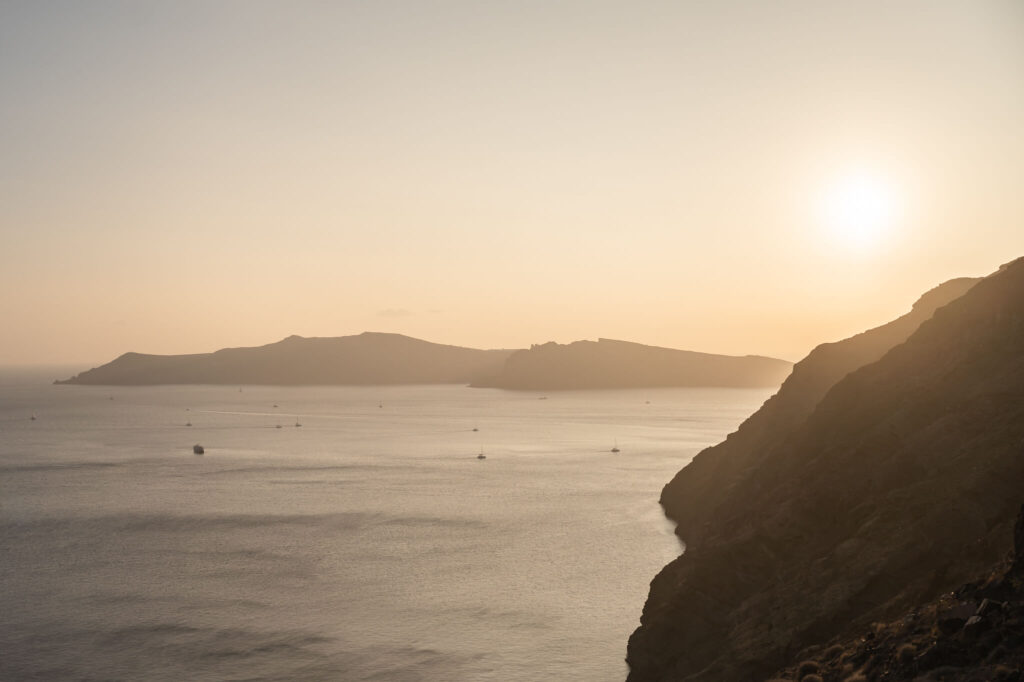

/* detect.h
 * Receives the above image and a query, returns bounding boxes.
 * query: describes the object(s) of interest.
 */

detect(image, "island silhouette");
[57,332,514,386]
[56,332,792,388]
[474,338,792,390]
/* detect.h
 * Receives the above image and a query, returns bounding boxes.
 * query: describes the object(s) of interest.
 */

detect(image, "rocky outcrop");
[769,504,1024,682]
[473,338,792,390]
[627,260,1024,681]
[57,332,515,386]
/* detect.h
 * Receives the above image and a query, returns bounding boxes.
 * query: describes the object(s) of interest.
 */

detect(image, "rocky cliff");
[627,260,1024,681]
[57,332,515,385]
[473,338,792,390]
[659,276,979,544]
[769,504,1024,681]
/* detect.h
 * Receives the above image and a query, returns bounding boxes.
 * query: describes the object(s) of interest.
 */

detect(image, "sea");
[0,367,773,682]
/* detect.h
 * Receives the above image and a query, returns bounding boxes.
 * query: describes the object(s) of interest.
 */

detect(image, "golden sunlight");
[819,171,900,251]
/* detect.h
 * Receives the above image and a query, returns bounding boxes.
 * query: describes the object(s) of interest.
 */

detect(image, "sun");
[819,171,899,250]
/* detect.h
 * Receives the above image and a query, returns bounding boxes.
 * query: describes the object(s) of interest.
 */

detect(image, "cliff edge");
[627,260,1024,681]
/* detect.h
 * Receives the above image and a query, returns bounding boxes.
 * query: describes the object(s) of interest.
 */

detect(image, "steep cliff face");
[57,333,515,385]
[473,338,792,390]
[659,276,978,543]
[627,261,1024,681]
[769,505,1024,681]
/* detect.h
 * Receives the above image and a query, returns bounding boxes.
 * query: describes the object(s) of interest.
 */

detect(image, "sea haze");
[0,371,772,681]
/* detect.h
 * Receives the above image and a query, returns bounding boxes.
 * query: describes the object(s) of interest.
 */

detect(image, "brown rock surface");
[627,259,1024,681]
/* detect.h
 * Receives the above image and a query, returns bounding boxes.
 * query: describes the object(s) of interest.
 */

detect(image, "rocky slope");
[57,332,515,385]
[472,338,792,390]
[627,260,1024,681]
[770,505,1024,682]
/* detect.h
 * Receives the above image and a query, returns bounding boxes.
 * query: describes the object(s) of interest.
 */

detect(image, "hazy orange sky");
[2,1,1022,366]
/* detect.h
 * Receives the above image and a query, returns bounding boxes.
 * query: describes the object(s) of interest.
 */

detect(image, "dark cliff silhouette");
[769,503,1024,681]
[57,332,515,386]
[659,276,979,539]
[627,260,1024,681]
[472,338,792,390]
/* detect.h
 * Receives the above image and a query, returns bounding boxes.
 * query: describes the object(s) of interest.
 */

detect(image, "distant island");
[57,333,794,389]
[56,332,515,386]
[472,338,792,390]
[627,261,1024,681]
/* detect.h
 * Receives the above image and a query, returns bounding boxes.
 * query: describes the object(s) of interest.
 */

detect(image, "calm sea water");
[0,368,772,681]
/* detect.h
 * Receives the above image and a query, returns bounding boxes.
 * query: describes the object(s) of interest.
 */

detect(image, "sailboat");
[477,447,486,460]
[611,440,620,453]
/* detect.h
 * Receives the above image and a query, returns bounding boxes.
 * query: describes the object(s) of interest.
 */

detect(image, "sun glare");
[819,172,899,251]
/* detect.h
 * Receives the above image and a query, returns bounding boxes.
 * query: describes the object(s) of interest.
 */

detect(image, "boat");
[193,444,204,455]
[275,424,282,429]
[611,440,620,453]
[186,421,192,427]
[30,414,36,421]
[477,448,486,460]
[295,421,302,427]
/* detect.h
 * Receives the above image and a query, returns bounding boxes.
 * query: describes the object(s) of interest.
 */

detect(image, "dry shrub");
[797,660,821,679]
[823,644,844,660]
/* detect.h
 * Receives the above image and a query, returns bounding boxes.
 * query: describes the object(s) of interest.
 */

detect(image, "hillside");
[56,332,515,386]
[659,276,979,542]
[472,338,792,390]
[627,261,1024,681]
[770,504,1024,681]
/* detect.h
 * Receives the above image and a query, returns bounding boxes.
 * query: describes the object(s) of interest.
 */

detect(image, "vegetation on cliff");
[770,505,1024,681]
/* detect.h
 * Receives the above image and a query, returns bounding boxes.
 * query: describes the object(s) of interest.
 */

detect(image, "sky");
[2,0,1023,366]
